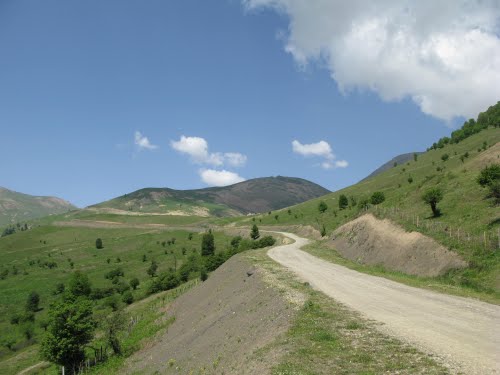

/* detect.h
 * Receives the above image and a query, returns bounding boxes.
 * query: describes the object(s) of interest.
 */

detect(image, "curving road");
[268,232,500,374]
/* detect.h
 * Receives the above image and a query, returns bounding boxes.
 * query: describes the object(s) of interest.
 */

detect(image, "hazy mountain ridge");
[0,187,76,226]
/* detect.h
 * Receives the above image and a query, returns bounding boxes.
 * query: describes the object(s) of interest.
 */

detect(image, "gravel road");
[268,232,500,374]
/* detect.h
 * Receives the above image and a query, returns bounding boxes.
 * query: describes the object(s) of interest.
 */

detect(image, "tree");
[95,238,103,249]
[250,224,260,240]
[201,231,215,256]
[338,194,348,210]
[413,153,418,162]
[441,153,449,162]
[68,271,92,298]
[147,260,158,277]
[318,201,328,214]
[408,176,413,184]
[129,278,139,290]
[103,311,127,355]
[41,297,96,372]
[477,164,500,203]
[370,192,385,205]
[477,164,500,187]
[26,291,40,313]
[122,291,133,305]
[422,187,444,217]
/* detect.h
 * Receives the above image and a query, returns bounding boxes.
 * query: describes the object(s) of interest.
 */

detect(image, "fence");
[358,205,500,251]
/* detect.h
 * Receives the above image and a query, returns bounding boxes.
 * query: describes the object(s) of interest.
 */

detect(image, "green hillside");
[232,120,500,298]
[0,188,76,227]
[91,176,330,216]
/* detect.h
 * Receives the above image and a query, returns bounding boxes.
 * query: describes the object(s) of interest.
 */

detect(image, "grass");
[246,249,449,375]
[0,222,232,372]
[229,128,500,298]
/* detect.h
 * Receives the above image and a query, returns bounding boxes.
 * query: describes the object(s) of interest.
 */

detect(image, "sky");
[0,0,499,207]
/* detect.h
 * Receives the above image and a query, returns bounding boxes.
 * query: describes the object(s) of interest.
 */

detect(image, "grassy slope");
[227,128,500,299]
[0,222,232,372]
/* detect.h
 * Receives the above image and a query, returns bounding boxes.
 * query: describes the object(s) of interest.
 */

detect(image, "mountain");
[361,152,423,182]
[91,176,330,216]
[0,187,76,226]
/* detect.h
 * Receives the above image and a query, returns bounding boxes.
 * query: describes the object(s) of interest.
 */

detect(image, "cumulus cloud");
[134,131,158,150]
[243,0,500,121]
[292,139,348,169]
[170,135,247,167]
[199,169,246,186]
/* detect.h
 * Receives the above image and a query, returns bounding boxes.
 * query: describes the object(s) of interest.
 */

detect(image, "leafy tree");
[274,214,279,221]
[370,192,385,205]
[68,271,92,298]
[320,224,327,237]
[104,268,124,280]
[21,323,35,340]
[41,297,96,372]
[318,201,328,213]
[230,236,242,249]
[477,164,500,187]
[338,194,348,210]
[201,231,215,257]
[250,224,260,240]
[147,260,158,277]
[25,291,40,313]
[441,153,449,162]
[408,176,413,184]
[122,291,133,305]
[422,187,444,217]
[477,164,500,203]
[129,278,139,290]
[413,153,418,162]
[103,311,127,355]
[188,233,193,240]
[95,238,103,249]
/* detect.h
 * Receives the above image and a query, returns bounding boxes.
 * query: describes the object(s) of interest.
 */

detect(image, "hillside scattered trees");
[422,188,444,217]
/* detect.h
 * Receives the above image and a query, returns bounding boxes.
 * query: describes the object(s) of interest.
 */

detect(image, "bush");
[130,277,140,290]
[200,267,208,282]
[105,267,124,280]
[477,164,500,187]
[95,238,103,249]
[370,192,385,205]
[318,201,328,213]
[250,224,260,240]
[25,291,40,313]
[68,271,92,297]
[338,194,348,210]
[122,291,134,305]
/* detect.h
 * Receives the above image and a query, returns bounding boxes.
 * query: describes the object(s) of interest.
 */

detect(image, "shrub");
[250,224,260,240]
[105,268,124,280]
[370,192,385,205]
[318,201,328,213]
[201,231,215,257]
[338,194,348,210]
[122,291,134,305]
[25,291,40,313]
[95,238,103,249]
[130,278,140,290]
[441,153,449,162]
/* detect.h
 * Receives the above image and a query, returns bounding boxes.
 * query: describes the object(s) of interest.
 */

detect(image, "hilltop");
[361,152,423,181]
[91,176,330,217]
[0,187,76,226]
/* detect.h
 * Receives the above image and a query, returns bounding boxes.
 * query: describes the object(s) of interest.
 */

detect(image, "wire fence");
[358,205,500,252]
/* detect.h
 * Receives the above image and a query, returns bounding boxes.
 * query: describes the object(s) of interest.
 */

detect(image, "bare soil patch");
[329,214,466,277]
[124,254,296,374]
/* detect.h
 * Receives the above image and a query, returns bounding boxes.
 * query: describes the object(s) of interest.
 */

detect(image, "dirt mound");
[125,254,295,374]
[329,214,467,277]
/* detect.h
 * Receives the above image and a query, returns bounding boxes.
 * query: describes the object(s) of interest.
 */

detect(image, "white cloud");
[134,131,158,150]
[243,0,500,121]
[199,169,246,186]
[170,136,247,167]
[292,140,334,159]
[292,139,348,169]
[224,152,248,167]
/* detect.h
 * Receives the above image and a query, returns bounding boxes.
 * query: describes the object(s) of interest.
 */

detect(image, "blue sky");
[1,0,498,207]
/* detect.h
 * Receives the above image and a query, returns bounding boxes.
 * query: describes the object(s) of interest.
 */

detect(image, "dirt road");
[268,232,500,374]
